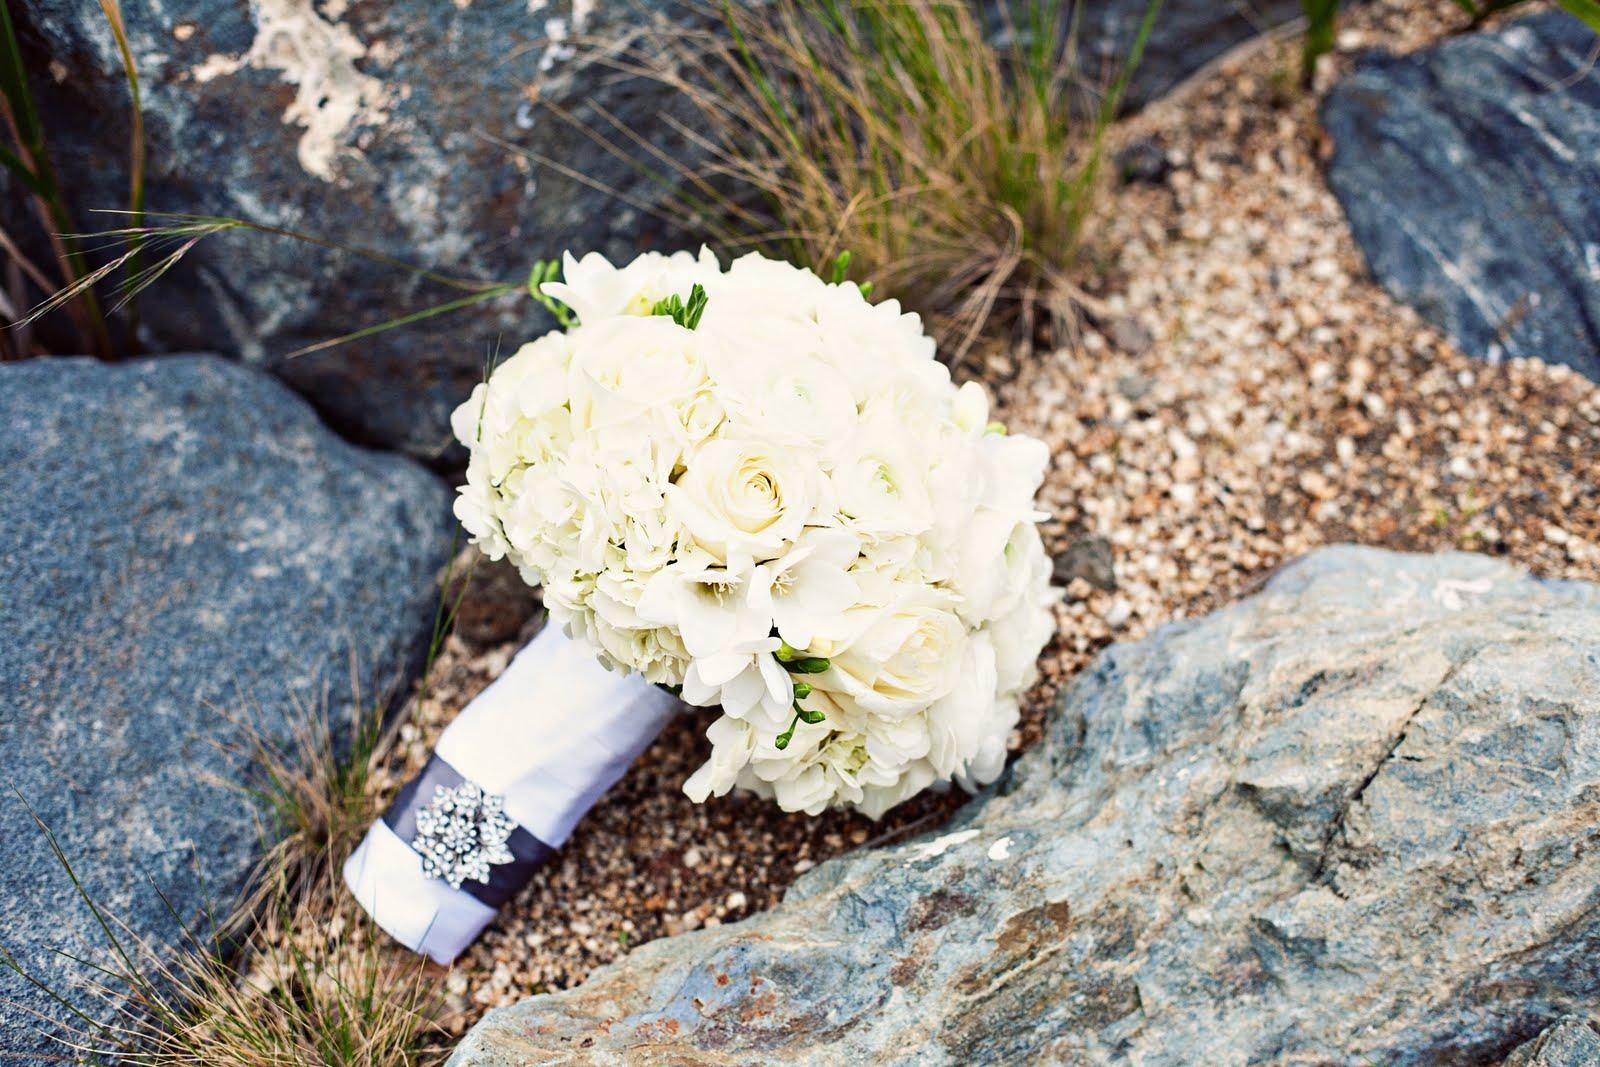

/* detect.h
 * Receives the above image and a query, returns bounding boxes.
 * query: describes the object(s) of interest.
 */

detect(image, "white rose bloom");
[566,316,714,432]
[824,586,967,718]
[453,248,1056,820]
[670,437,822,562]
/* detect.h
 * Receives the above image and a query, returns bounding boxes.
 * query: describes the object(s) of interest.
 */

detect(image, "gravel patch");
[350,0,1600,1037]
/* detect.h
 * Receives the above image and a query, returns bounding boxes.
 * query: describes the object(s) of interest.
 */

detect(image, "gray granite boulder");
[1324,12,1600,380]
[1506,1018,1600,1067]
[4,0,1300,460]
[451,546,1600,1065]
[1079,0,1300,108]
[0,355,454,1061]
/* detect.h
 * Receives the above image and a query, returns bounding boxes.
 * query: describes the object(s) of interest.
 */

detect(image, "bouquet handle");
[343,624,679,964]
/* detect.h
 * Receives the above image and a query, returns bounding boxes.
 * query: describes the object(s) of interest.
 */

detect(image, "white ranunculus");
[952,380,990,433]
[670,438,822,562]
[830,434,933,538]
[927,632,1000,777]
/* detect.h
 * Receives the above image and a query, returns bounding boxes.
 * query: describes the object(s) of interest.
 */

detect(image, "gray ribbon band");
[383,754,556,908]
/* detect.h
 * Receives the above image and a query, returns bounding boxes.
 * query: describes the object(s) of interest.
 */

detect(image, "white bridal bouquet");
[347,249,1055,961]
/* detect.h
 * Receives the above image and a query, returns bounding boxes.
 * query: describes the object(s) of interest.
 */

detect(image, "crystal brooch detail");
[412,782,516,889]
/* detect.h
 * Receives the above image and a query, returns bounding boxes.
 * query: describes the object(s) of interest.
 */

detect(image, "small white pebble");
[683,847,703,868]
[725,891,747,911]
[987,837,1013,861]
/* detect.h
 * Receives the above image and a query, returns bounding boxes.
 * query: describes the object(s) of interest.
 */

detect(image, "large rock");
[0,355,454,1060]
[451,547,1600,1065]
[1324,12,1600,380]
[4,0,1300,461]
[1080,0,1300,107]
[1506,1019,1600,1067]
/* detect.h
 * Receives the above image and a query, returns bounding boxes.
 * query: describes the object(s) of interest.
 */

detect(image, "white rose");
[566,316,715,431]
[670,438,822,562]
[824,586,966,717]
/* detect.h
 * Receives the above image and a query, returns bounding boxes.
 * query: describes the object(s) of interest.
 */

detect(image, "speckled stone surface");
[0,355,453,1060]
[1505,1017,1600,1067]
[451,546,1600,1065]
[1324,11,1600,380]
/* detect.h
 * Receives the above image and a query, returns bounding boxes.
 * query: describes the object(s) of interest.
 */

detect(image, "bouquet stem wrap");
[343,625,678,963]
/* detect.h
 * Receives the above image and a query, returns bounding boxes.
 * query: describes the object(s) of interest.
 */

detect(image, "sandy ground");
[351,0,1600,1034]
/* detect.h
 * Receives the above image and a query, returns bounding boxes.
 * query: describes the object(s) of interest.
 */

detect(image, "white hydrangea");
[452,248,1057,818]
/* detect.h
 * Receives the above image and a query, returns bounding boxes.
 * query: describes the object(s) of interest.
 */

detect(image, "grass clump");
[0,652,468,1064]
[1,844,447,1066]
[586,0,1163,366]
[0,0,143,358]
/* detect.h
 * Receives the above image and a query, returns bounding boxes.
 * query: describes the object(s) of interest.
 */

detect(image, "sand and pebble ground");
[336,0,1600,1035]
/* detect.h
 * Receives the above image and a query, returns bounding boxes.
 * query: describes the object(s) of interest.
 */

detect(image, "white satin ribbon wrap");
[343,624,679,964]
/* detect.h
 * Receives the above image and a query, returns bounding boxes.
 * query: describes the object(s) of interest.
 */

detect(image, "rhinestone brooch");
[412,782,516,889]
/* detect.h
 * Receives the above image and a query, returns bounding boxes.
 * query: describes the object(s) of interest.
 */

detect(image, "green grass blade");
[1558,0,1600,32]
[1301,0,1340,86]
[283,282,519,358]
[99,0,145,350]
[0,0,47,162]
[90,209,499,291]
[0,140,47,197]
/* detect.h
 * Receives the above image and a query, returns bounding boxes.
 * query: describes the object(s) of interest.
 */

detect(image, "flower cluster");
[452,249,1056,817]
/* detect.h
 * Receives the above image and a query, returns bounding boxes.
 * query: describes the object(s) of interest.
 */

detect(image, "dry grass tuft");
[1,660,460,1064]
[570,0,1161,366]
[4,860,447,1065]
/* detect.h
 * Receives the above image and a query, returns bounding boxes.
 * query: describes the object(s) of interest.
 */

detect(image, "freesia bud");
[954,380,989,433]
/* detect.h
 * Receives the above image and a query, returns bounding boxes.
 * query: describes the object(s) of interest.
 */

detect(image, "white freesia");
[451,248,1056,818]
